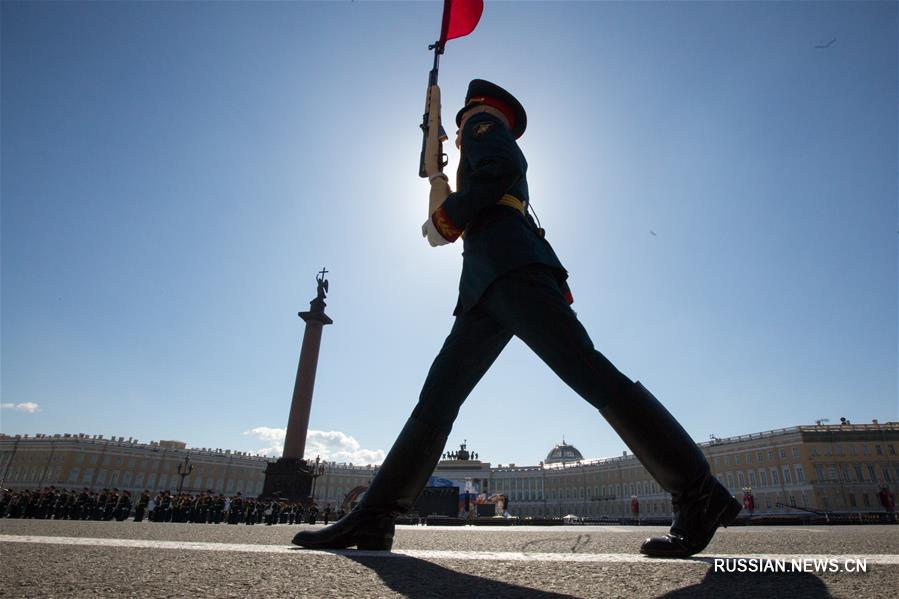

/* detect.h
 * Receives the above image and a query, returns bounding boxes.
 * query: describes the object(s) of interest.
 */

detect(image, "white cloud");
[1,402,40,413]
[242,427,385,465]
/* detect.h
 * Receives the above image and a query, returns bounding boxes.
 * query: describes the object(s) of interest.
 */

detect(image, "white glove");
[422,217,450,247]
[428,173,451,215]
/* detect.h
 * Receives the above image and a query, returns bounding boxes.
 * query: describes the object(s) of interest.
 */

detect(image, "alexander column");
[263,268,332,501]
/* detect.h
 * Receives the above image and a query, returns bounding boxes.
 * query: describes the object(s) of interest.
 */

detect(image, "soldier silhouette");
[293,79,741,558]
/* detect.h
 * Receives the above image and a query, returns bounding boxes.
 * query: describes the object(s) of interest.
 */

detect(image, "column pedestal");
[262,458,315,501]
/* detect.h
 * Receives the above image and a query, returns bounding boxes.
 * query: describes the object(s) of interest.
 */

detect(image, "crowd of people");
[0,486,343,526]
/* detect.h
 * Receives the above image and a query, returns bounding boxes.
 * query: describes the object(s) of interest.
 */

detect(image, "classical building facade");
[0,433,268,497]
[2,421,896,518]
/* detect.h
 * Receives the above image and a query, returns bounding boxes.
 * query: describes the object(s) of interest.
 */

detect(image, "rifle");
[419,47,448,182]
[418,0,484,216]
[420,46,450,216]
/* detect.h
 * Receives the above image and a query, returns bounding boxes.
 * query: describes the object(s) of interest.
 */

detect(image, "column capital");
[298,310,333,325]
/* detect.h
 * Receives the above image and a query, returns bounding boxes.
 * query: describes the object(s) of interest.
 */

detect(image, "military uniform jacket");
[432,111,569,314]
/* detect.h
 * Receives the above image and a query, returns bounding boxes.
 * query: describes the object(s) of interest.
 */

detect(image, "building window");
[849,445,857,456]
[792,447,800,459]
[848,493,857,508]
[875,445,883,456]
[67,468,80,483]
[814,465,824,481]
[759,470,768,487]
[757,451,765,462]
[855,465,864,481]
[863,445,870,456]
[782,469,791,484]
[889,444,896,456]
[867,465,877,482]
[726,473,734,489]
[770,469,779,485]
[862,494,870,507]
[737,472,745,487]
[735,455,741,466]
[749,471,757,487]
[883,467,892,483]
[779,448,786,459]
[768,450,775,461]
[74,454,84,464]
[827,466,838,481]
[842,464,851,482]
[795,465,805,482]
[90,454,98,465]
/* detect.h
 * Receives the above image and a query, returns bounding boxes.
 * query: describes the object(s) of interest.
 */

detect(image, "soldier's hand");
[422,217,450,247]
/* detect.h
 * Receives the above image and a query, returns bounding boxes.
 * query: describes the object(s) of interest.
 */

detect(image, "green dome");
[545,442,584,464]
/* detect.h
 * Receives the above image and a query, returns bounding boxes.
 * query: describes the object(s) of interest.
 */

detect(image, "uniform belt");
[498,194,525,214]
[462,194,526,239]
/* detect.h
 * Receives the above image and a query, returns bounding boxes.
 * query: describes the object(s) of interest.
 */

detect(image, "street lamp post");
[176,454,193,494]
[309,455,326,502]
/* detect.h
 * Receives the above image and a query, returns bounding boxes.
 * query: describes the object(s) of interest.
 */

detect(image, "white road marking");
[2,534,898,565]
[399,525,643,533]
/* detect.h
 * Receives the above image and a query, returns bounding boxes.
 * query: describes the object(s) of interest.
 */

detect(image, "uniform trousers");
[412,263,632,433]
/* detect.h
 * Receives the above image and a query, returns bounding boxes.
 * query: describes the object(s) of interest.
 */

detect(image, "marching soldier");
[134,490,150,522]
[293,79,741,557]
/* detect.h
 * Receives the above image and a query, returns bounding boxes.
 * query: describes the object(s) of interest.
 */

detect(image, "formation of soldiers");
[0,486,341,526]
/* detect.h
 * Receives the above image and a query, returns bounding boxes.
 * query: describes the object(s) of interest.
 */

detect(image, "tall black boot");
[291,414,449,551]
[600,382,741,558]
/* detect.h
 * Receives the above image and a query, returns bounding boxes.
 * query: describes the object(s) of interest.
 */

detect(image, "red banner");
[438,0,484,47]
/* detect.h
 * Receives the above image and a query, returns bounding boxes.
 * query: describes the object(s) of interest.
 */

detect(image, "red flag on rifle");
[438,0,484,48]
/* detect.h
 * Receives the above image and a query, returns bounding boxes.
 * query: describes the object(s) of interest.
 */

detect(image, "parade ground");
[1,520,897,598]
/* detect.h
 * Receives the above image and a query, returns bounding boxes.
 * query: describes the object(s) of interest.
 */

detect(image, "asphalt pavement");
[2,519,897,598]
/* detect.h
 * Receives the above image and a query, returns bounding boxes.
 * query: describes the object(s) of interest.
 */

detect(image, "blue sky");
[2,1,896,466]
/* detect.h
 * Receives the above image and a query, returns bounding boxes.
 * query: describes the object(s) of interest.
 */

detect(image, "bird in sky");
[815,38,837,49]
[650,230,657,237]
